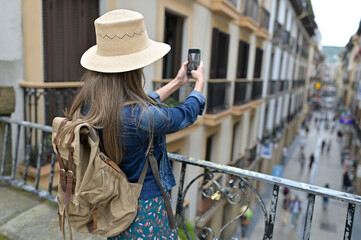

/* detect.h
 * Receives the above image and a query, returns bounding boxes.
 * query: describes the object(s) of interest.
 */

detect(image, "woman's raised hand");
[175,61,189,87]
[192,61,205,94]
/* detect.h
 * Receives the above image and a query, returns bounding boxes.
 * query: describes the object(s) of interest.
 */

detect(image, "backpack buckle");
[67,145,74,153]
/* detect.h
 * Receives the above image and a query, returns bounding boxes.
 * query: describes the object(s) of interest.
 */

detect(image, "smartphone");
[187,48,201,77]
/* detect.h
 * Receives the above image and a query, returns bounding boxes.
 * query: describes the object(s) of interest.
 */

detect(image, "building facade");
[0,0,320,238]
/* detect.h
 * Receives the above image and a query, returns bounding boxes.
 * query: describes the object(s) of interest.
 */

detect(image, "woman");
[64,10,205,239]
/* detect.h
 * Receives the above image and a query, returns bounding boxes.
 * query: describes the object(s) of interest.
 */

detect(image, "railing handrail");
[1,117,361,239]
[19,81,83,89]
[4,117,357,205]
[0,116,52,132]
[168,153,361,205]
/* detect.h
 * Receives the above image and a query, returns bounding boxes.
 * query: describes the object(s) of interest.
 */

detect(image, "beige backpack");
[52,117,176,239]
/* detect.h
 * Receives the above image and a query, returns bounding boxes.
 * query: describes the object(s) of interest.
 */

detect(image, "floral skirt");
[108,195,178,240]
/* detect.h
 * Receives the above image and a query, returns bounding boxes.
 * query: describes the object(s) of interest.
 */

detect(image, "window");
[263,104,269,135]
[159,11,187,107]
[163,11,184,79]
[248,113,255,145]
[42,0,99,124]
[210,28,230,79]
[254,48,263,78]
[205,134,214,161]
[237,40,249,78]
[43,0,99,82]
[231,122,241,162]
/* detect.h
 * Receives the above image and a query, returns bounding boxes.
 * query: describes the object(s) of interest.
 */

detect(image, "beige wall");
[22,0,44,83]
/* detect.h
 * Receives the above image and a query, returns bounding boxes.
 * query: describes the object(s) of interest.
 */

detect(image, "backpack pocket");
[76,155,143,237]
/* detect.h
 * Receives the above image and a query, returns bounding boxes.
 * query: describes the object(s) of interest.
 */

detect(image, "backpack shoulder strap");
[147,145,177,229]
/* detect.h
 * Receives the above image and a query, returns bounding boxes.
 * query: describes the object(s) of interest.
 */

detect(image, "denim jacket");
[123,90,205,199]
[84,90,205,199]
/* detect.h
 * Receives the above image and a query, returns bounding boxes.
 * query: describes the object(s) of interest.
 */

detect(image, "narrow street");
[247,110,361,240]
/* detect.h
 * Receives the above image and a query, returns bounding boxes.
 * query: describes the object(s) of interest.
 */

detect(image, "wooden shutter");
[163,11,184,79]
[254,48,263,78]
[43,0,98,82]
[210,28,230,79]
[218,31,229,78]
[237,40,249,79]
[210,28,220,79]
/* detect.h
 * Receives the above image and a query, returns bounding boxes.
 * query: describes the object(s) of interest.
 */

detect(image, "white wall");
[0,0,24,121]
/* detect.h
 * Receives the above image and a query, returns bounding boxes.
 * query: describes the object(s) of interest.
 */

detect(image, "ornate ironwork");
[1,117,361,239]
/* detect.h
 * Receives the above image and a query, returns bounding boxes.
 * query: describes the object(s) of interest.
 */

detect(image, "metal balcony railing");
[243,0,258,22]
[279,80,285,92]
[1,116,361,240]
[268,80,279,95]
[234,80,250,106]
[282,30,290,46]
[246,144,257,166]
[227,0,238,8]
[20,82,82,126]
[352,80,359,91]
[251,79,263,100]
[260,7,270,30]
[273,21,282,43]
[206,81,230,114]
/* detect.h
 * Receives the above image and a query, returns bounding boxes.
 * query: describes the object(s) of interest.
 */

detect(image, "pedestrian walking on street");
[283,186,290,197]
[331,122,336,134]
[321,139,326,154]
[299,150,306,172]
[322,184,330,211]
[326,139,332,155]
[282,147,288,165]
[309,153,315,172]
[290,195,302,229]
[300,137,306,151]
[283,193,291,225]
[238,206,253,240]
[343,170,353,193]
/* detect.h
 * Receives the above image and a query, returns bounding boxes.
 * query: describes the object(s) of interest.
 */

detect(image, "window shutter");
[254,48,263,78]
[210,28,220,79]
[237,40,249,79]
[43,0,98,82]
[218,32,229,79]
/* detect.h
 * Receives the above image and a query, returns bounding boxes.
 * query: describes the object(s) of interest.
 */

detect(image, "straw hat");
[81,9,170,73]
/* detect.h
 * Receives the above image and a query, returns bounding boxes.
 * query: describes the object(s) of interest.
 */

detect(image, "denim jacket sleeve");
[139,90,206,136]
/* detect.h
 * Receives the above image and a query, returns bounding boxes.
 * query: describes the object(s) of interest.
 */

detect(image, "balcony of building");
[233,79,251,108]
[237,0,259,32]
[292,79,305,89]
[203,80,231,126]
[352,80,359,91]
[272,20,283,45]
[1,116,360,240]
[279,80,290,92]
[19,81,83,125]
[268,80,279,95]
[256,7,270,40]
[208,0,240,20]
[251,79,263,100]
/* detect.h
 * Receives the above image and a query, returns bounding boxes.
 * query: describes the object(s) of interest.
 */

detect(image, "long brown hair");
[62,69,155,163]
